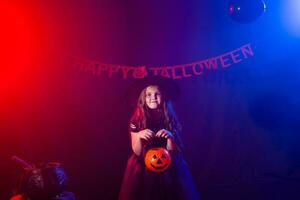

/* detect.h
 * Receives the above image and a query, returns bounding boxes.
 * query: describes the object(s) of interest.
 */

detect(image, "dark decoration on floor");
[10,156,76,200]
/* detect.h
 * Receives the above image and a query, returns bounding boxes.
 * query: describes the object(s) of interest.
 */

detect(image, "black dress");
[119,118,200,200]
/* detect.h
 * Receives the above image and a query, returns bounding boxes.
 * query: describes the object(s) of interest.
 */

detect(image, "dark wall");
[1,0,300,199]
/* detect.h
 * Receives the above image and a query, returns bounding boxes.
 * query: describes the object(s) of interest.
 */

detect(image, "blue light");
[282,0,300,37]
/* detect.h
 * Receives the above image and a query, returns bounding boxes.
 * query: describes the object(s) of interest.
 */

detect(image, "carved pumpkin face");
[144,147,172,172]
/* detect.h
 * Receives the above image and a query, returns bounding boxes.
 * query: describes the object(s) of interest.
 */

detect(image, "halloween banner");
[74,43,254,80]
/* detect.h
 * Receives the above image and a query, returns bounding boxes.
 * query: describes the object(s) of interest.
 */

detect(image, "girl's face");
[145,85,162,109]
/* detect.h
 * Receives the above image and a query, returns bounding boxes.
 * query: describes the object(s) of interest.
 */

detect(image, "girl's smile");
[145,85,162,109]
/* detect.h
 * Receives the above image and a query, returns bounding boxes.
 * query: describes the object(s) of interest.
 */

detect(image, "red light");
[0,2,39,113]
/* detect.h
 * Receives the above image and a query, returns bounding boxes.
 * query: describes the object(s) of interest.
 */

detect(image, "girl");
[119,78,200,200]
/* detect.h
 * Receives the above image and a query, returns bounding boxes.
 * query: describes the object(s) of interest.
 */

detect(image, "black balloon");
[228,0,266,23]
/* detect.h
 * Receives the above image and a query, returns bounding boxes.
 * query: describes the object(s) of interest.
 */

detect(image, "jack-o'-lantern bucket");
[144,147,172,173]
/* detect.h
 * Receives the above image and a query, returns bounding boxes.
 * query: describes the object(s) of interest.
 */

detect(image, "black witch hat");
[125,76,180,107]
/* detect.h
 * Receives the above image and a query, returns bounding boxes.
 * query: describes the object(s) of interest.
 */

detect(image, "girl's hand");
[138,129,155,141]
[156,129,174,139]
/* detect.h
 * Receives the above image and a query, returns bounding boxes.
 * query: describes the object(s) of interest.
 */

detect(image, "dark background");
[1,0,300,199]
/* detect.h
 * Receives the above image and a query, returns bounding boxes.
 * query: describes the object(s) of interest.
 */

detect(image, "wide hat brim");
[125,76,180,107]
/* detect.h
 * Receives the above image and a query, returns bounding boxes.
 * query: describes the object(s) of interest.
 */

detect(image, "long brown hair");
[130,85,183,151]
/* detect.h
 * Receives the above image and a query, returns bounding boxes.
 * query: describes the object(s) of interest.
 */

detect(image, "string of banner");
[74,43,254,80]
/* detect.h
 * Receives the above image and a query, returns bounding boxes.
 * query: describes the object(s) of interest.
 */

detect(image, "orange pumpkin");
[144,147,172,172]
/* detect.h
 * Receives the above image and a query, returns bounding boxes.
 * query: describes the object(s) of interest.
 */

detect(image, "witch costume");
[119,77,200,200]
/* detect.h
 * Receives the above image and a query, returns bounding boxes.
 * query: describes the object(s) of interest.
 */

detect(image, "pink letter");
[97,64,109,76]
[219,53,232,68]
[108,65,120,78]
[171,66,182,79]
[192,63,204,76]
[241,43,254,58]
[181,65,192,78]
[230,49,243,64]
